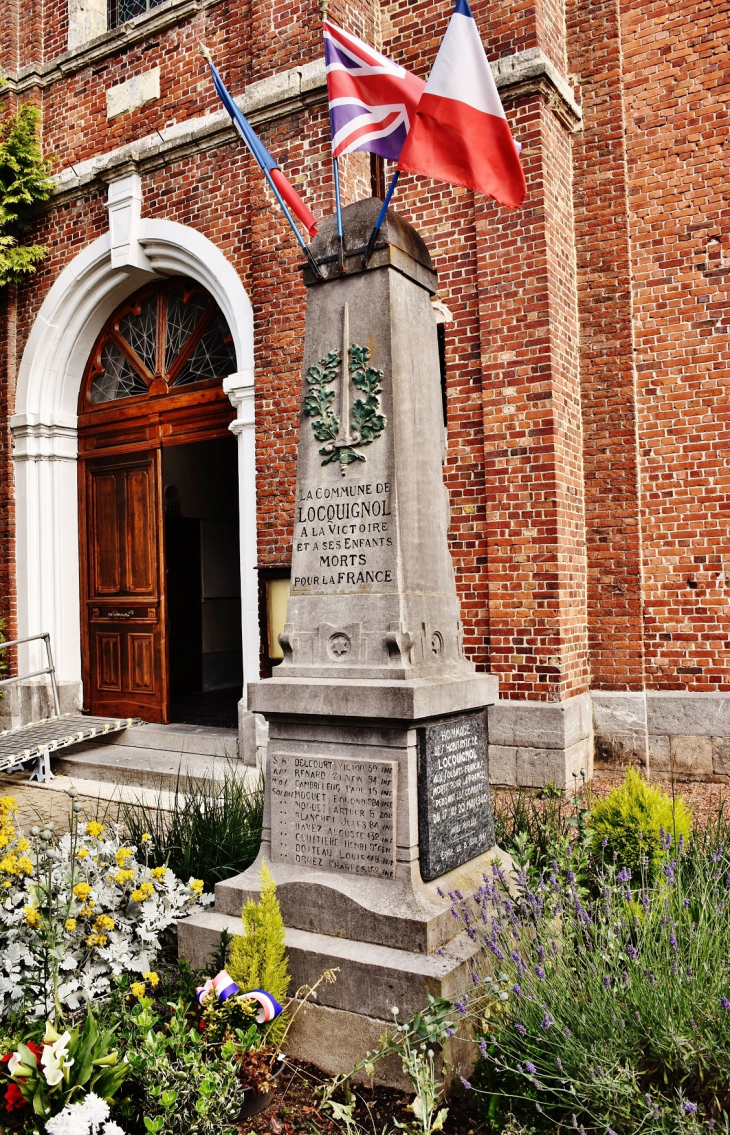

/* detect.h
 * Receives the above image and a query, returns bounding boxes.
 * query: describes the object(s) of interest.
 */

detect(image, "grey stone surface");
[214,845,513,954]
[646,693,730,738]
[239,705,268,768]
[417,711,493,881]
[278,200,470,682]
[591,692,647,735]
[250,673,498,720]
[713,737,730,776]
[178,910,478,1020]
[669,735,714,777]
[488,692,592,750]
[270,752,397,879]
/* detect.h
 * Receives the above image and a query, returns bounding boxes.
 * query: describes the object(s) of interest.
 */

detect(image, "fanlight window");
[107,0,165,30]
[86,280,237,405]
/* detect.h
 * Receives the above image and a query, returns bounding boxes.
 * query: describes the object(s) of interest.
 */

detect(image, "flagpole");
[333,156,345,272]
[363,169,399,266]
[199,43,321,279]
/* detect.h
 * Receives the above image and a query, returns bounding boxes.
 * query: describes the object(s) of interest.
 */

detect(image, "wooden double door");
[80,448,168,721]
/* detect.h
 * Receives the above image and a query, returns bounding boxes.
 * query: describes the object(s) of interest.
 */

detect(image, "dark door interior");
[163,436,242,727]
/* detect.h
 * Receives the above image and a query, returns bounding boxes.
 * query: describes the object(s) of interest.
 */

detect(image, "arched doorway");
[77,277,242,724]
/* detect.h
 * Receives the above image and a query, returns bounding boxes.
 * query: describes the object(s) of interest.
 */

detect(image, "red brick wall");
[1,0,726,700]
[621,0,730,692]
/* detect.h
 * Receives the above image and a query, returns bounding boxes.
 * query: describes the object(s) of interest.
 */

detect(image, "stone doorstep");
[215,846,513,955]
[108,723,240,757]
[53,746,253,792]
[177,911,478,1022]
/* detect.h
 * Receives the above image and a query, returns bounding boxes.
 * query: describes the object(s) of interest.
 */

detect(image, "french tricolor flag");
[397,0,526,209]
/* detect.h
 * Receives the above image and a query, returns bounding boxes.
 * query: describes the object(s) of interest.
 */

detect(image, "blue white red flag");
[324,20,425,161]
[397,0,525,208]
[205,57,318,235]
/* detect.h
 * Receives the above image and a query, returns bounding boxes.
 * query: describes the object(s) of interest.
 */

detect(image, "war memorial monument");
[179,198,505,1077]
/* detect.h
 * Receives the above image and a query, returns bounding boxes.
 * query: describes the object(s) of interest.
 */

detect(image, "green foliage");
[227,863,290,1016]
[589,766,692,877]
[123,767,264,892]
[199,989,258,1047]
[0,102,54,287]
[491,781,593,894]
[304,349,340,442]
[118,999,241,1135]
[454,832,730,1134]
[7,1012,128,1119]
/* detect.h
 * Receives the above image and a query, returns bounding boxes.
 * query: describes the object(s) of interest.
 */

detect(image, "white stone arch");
[11,213,259,723]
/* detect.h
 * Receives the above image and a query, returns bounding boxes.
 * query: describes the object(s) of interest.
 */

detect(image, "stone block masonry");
[1,0,729,784]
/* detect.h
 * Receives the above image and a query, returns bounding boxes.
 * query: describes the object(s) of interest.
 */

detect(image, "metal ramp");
[0,632,135,782]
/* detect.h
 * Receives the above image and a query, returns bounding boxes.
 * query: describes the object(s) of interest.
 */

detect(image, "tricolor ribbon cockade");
[196,971,283,1021]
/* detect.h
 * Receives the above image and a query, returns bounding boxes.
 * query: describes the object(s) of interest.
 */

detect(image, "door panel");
[91,474,121,593]
[81,450,168,721]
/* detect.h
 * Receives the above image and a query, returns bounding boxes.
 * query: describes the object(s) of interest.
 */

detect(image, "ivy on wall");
[0,96,54,288]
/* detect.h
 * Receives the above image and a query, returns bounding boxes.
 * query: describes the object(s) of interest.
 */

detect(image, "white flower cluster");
[0,817,212,1018]
[45,1091,124,1135]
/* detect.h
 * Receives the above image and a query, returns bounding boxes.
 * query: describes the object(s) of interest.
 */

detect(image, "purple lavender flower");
[444,1027,455,1037]
[514,1023,527,1036]
[455,999,467,1014]
[535,965,545,979]
[524,1061,536,1074]
[479,1038,488,1057]
[684,1101,697,1114]
[721,996,730,1009]
[617,866,632,883]
[536,943,545,962]
[436,886,444,898]
[627,945,638,959]
[540,1013,554,1030]
[513,983,523,996]
[460,1077,471,1091]
[603,976,611,991]
[601,837,608,849]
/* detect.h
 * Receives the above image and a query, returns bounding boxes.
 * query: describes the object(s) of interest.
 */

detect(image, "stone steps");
[52,722,248,793]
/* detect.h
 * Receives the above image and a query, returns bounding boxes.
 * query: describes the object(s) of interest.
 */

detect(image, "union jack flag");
[324,20,425,162]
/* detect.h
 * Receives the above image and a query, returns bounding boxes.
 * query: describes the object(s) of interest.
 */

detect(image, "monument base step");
[177,910,478,1022]
[215,845,512,954]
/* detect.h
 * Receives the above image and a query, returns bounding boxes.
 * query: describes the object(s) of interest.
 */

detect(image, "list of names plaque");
[417,711,494,882]
[270,753,397,878]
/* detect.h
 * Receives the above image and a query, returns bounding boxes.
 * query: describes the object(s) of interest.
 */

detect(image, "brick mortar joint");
[3,0,224,92]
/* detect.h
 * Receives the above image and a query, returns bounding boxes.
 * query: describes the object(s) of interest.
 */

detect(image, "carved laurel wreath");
[303,344,386,471]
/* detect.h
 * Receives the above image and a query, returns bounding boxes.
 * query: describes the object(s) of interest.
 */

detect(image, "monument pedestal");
[178,202,504,1083]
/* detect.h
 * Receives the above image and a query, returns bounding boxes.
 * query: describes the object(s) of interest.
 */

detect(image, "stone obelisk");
[179,199,503,1083]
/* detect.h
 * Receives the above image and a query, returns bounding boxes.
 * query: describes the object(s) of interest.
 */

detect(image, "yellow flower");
[0,853,18,875]
[114,847,133,866]
[17,856,33,876]
[79,903,95,917]
[93,914,114,932]
[25,906,41,927]
[17,837,30,852]
[130,882,154,902]
[150,867,167,881]
[130,981,146,998]
[86,932,108,948]
[85,821,103,838]
[108,869,134,886]
[76,848,89,859]
[189,879,204,896]
[73,882,92,900]
[141,833,152,845]
[143,971,159,988]
[65,918,77,931]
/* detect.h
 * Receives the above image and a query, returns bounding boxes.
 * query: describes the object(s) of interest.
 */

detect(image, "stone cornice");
[3,0,223,92]
[43,45,580,208]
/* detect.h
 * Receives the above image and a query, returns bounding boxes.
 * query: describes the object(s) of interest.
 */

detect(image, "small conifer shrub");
[589,766,691,877]
[228,863,290,1041]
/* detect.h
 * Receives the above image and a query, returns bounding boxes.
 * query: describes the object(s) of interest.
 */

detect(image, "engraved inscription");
[270,754,397,878]
[417,712,494,882]
[291,480,396,592]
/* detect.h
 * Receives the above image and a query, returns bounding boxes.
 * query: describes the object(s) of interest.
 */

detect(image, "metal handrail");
[0,632,61,717]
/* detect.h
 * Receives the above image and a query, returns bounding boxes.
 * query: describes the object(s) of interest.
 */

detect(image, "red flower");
[4,1081,26,1112]
[0,1054,10,1065]
[26,1042,42,1059]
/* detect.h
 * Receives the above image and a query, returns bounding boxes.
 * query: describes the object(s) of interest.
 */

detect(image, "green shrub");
[589,766,692,877]
[227,863,289,1040]
[123,767,264,892]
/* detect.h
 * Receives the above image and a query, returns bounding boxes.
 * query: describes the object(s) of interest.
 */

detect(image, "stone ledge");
[488,691,592,749]
[177,910,478,1021]
[249,673,498,721]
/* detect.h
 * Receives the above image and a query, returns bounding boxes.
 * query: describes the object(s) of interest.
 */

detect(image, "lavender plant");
[449,834,730,1133]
